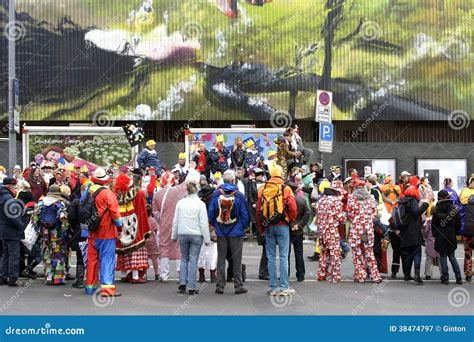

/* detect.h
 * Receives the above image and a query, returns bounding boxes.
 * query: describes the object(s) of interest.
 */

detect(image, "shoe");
[72,279,84,288]
[159,278,169,283]
[178,285,186,293]
[456,279,462,285]
[374,278,383,284]
[198,269,206,283]
[215,288,224,294]
[155,275,160,281]
[341,253,346,260]
[465,276,472,283]
[189,289,199,295]
[297,278,305,282]
[259,275,270,280]
[235,287,248,295]
[404,274,413,281]
[425,276,431,280]
[270,288,281,296]
[210,270,217,283]
[0,279,8,285]
[100,291,122,297]
[390,273,397,279]
[266,288,275,295]
[307,253,320,262]
[19,270,28,279]
[8,281,25,287]
[441,279,449,285]
[279,288,295,296]
[129,277,146,284]
[65,273,76,281]
[414,271,423,285]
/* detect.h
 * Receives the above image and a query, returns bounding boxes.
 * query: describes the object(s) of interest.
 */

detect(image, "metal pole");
[8,0,17,172]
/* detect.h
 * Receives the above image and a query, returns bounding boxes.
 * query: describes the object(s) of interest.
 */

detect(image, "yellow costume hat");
[178,152,186,159]
[267,150,277,159]
[215,135,224,143]
[318,179,331,193]
[146,139,156,147]
[245,139,255,148]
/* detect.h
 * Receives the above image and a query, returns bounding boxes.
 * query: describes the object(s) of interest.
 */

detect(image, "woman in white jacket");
[172,182,211,295]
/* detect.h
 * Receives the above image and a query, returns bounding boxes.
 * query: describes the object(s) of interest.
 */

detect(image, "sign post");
[319,122,334,154]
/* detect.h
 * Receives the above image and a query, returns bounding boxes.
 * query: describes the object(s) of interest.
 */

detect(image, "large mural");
[0,0,472,122]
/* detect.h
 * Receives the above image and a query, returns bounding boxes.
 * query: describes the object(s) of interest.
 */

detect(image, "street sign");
[13,108,20,134]
[13,78,19,109]
[315,89,333,123]
[318,122,333,153]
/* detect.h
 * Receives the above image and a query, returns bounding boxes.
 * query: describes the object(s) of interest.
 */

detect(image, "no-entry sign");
[315,90,333,123]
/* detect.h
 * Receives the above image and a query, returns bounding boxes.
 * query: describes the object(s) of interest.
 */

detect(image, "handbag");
[21,221,38,251]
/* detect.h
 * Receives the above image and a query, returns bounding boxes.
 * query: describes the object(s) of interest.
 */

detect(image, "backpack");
[216,188,237,225]
[40,202,61,227]
[261,183,287,226]
[78,187,107,232]
[390,203,409,229]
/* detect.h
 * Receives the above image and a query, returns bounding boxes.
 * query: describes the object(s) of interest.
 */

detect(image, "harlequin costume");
[315,185,346,282]
[346,180,382,283]
[32,185,69,285]
[114,174,151,283]
[85,168,123,297]
[244,139,264,170]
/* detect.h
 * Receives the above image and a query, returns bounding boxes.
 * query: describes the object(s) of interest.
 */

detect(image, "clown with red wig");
[114,173,151,283]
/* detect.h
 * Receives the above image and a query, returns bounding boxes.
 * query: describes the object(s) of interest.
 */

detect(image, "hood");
[436,199,454,218]
[0,185,13,199]
[353,187,371,200]
[221,183,239,194]
[42,195,62,206]
[399,196,416,205]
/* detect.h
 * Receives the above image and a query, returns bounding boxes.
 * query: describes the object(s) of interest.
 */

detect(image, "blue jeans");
[265,225,290,290]
[179,235,203,290]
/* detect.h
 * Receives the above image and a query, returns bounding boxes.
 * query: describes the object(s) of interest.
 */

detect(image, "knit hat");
[2,177,17,186]
[13,165,22,171]
[200,174,208,182]
[438,190,450,199]
[47,184,62,196]
[146,139,156,147]
[91,167,111,185]
[215,134,224,143]
[178,152,186,160]
[269,164,283,178]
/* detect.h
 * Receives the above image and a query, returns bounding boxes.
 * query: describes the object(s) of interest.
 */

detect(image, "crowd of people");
[0,129,473,299]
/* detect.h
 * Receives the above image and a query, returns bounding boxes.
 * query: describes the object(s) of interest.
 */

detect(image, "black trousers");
[389,231,401,274]
[288,234,305,281]
[0,239,20,283]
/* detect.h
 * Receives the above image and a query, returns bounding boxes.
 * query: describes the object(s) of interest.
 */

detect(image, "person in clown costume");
[346,178,382,283]
[114,173,151,283]
[244,139,264,171]
[314,181,346,283]
[209,134,230,174]
[137,139,162,174]
[173,152,189,184]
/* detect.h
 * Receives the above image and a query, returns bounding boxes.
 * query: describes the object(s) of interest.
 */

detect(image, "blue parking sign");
[319,122,334,153]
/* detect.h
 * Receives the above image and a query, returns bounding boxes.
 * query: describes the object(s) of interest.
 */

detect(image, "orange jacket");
[88,185,122,240]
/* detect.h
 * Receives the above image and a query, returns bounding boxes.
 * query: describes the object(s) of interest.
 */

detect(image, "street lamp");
[7,0,17,171]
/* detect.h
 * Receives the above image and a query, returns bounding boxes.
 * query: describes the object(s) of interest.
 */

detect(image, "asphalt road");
[0,240,471,315]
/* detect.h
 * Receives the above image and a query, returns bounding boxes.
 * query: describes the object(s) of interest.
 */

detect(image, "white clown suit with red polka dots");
[315,190,346,282]
[346,187,382,282]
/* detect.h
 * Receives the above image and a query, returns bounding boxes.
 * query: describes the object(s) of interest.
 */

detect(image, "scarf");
[197,151,206,172]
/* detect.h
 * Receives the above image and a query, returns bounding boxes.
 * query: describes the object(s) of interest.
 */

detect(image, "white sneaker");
[270,288,282,296]
[279,288,295,296]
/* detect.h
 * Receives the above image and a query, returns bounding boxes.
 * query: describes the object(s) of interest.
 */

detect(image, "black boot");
[72,265,84,288]
[307,252,320,262]
[23,260,39,279]
[414,269,423,284]
[198,268,206,283]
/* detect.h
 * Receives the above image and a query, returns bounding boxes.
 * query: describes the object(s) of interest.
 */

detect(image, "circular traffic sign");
[319,91,330,106]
